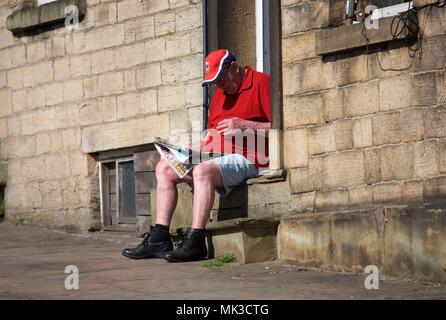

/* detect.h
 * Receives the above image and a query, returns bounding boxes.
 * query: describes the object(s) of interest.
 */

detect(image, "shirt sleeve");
[259,75,271,122]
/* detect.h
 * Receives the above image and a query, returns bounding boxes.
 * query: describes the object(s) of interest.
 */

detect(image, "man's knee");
[156,160,175,180]
[192,162,219,183]
[192,162,215,181]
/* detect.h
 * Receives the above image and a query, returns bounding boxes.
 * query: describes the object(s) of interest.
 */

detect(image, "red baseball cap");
[202,49,236,86]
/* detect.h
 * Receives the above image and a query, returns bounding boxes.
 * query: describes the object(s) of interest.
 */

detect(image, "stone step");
[277,206,446,283]
[173,217,280,264]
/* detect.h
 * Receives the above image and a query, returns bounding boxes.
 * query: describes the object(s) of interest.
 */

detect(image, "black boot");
[164,228,207,262]
[122,225,173,259]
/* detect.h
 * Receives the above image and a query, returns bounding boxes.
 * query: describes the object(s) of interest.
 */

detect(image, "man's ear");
[229,62,239,74]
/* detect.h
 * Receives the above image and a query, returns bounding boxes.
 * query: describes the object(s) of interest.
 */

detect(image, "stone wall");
[0,0,204,232]
[281,0,446,213]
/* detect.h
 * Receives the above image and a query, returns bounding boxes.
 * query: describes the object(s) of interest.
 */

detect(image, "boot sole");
[122,251,171,259]
[164,255,207,263]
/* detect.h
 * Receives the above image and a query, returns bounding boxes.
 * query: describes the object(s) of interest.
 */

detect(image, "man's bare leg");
[155,160,193,226]
[191,161,223,229]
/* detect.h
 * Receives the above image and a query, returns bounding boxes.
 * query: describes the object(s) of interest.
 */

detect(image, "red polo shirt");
[204,66,270,168]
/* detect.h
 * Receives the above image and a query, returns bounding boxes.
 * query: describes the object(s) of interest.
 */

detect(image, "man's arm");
[215,118,270,136]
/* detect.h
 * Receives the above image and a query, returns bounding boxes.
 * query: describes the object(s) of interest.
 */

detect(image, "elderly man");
[122,49,271,262]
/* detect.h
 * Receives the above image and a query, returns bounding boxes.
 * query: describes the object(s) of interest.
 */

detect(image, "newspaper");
[154,136,223,179]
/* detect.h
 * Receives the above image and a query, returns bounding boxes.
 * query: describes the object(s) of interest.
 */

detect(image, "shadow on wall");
[216,184,249,221]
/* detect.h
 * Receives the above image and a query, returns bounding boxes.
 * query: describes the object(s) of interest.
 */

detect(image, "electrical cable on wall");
[361,0,445,72]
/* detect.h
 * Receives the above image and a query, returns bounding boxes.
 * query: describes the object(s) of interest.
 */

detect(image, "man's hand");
[216,117,270,135]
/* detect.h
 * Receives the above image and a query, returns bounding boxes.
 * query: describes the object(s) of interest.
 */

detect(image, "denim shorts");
[213,154,259,196]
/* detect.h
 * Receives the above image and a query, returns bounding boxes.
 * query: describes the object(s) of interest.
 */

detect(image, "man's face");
[214,63,242,95]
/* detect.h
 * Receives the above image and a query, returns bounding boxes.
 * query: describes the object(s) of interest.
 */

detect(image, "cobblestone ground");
[0,221,445,300]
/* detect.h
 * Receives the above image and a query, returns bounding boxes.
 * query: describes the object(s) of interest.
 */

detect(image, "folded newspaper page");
[154,136,224,179]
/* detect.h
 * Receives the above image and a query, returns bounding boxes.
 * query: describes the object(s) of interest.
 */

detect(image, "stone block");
[25,183,42,208]
[20,112,37,136]
[12,89,26,113]
[116,92,139,120]
[124,69,136,91]
[98,72,123,96]
[323,151,365,188]
[27,42,45,64]
[63,79,84,102]
[186,80,203,106]
[282,2,311,35]
[83,76,98,99]
[349,185,373,207]
[62,128,81,150]
[145,38,166,62]
[335,119,353,151]
[32,61,53,85]
[27,86,46,109]
[136,63,161,89]
[12,45,26,67]
[70,54,91,78]
[308,125,336,155]
[0,48,12,71]
[54,58,71,81]
[344,80,379,117]
[437,70,445,105]
[353,117,372,148]
[423,176,446,202]
[155,11,174,36]
[283,93,324,128]
[282,63,303,96]
[380,73,437,111]
[100,24,125,49]
[283,32,316,63]
[0,88,12,117]
[158,84,186,112]
[372,183,402,204]
[175,5,202,32]
[45,154,71,180]
[117,0,142,22]
[91,49,114,74]
[322,88,344,122]
[7,117,21,137]
[164,33,191,59]
[364,149,382,184]
[301,59,336,93]
[315,189,349,210]
[22,157,46,182]
[400,108,425,142]
[95,2,116,26]
[114,42,146,70]
[46,82,64,106]
[289,167,313,194]
[143,0,170,15]
[425,106,446,138]
[402,180,423,203]
[41,181,62,209]
[283,128,308,168]
[335,54,368,87]
[372,112,401,146]
[440,139,446,174]
[81,114,169,153]
[35,134,51,156]
[7,68,23,90]
[380,144,414,181]
[0,118,7,139]
[414,140,439,179]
